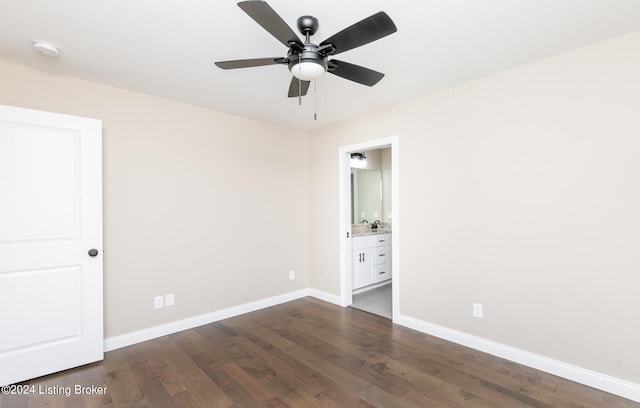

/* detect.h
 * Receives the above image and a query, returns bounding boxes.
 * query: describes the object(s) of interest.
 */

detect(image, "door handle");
[88,248,99,257]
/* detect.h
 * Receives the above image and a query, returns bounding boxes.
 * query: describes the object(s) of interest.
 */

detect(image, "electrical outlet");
[154,296,164,309]
[473,303,483,318]
[289,270,295,280]
[165,293,175,307]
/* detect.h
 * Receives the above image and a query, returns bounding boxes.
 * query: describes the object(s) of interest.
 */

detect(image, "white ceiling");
[1,1,639,130]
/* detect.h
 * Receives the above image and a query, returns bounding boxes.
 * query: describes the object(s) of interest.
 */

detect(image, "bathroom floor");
[351,283,392,319]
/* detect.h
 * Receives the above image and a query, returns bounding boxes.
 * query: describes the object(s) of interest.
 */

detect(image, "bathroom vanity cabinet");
[352,233,391,290]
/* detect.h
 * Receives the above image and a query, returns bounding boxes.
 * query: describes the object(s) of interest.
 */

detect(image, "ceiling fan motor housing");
[297,15,319,36]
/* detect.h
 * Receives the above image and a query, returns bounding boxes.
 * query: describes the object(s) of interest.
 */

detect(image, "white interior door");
[0,105,103,385]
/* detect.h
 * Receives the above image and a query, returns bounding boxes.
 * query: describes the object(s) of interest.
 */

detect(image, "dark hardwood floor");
[1,297,638,408]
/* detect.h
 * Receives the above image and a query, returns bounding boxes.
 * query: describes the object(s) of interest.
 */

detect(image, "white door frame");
[338,135,400,321]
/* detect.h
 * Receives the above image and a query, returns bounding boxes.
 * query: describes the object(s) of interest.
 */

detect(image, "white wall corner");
[307,288,343,306]
[395,313,640,403]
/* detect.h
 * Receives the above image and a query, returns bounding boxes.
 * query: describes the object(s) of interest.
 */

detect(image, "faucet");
[371,220,381,229]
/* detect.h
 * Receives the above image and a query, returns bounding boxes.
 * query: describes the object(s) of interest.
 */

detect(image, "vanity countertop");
[352,229,392,237]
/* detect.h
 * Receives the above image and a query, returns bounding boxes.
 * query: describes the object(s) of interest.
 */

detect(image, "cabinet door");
[352,251,362,288]
[352,247,374,289]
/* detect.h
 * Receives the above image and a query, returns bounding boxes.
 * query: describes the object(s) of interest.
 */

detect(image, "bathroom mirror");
[351,169,382,224]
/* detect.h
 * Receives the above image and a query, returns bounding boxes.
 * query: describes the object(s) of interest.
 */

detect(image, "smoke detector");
[32,40,60,57]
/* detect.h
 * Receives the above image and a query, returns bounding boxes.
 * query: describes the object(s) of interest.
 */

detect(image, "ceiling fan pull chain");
[314,80,317,121]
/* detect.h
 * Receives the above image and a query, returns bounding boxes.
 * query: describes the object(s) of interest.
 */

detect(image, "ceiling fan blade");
[327,60,385,86]
[215,58,282,69]
[238,1,303,48]
[287,77,310,97]
[320,12,397,56]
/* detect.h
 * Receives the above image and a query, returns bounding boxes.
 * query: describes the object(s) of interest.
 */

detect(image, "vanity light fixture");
[350,152,367,168]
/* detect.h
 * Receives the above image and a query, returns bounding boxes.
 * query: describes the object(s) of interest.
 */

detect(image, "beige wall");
[308,31,640,383]
[0,60,309,338]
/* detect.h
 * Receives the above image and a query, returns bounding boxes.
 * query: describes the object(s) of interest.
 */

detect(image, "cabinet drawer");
[374,233,390,247]
[352,236,375,250]
[375,263,388,280]
[375,247,387,265]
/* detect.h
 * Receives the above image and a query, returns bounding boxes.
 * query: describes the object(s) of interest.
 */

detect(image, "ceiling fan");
[215,1,397,98]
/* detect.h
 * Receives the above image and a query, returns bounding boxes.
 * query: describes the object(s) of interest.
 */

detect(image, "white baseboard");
[395,313,640,403]
[104,289,310,352]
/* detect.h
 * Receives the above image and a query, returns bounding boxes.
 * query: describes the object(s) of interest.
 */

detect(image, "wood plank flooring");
[1,297,638,408]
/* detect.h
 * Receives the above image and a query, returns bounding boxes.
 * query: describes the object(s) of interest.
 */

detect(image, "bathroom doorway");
[339,136,399,321]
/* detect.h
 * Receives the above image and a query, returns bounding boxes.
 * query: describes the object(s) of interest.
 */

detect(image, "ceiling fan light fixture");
[290,60,326,81]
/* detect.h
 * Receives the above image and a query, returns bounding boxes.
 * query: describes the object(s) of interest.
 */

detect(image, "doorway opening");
[339,136,399,321]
